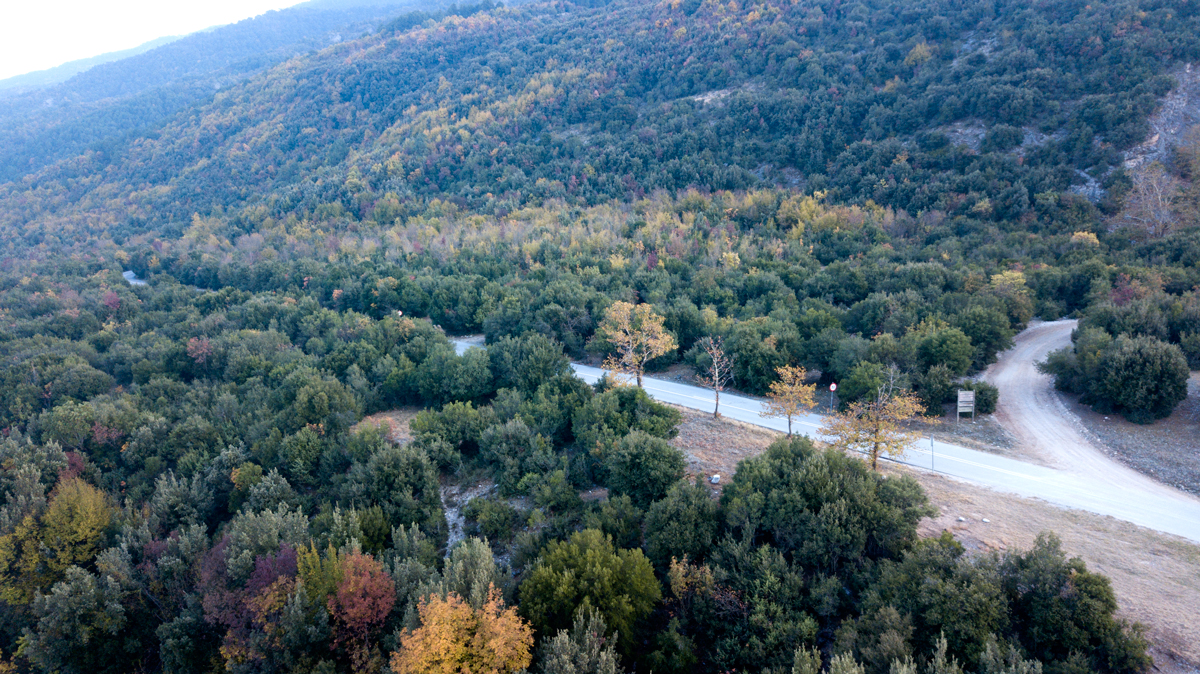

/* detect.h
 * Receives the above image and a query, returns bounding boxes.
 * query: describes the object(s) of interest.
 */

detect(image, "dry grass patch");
[352,406,423,444]
[667,404,781,487]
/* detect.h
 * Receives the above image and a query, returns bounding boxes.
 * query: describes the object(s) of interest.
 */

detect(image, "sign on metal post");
[956,390,975,423]
[829,382,837,411]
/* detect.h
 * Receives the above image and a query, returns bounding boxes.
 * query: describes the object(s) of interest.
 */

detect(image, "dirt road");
[986,320,1200,510]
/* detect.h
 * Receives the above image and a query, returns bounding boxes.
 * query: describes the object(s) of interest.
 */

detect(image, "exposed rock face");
[1125,62,1200,169]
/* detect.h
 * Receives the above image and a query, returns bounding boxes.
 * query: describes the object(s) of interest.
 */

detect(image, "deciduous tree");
[821,367,924,471]
[0,478,114,604]
[695,336,734,417]
[1123,162,1180,238]
[392,588,533,674]
[760,365,817,436]
[329,552,396,674]
[597,302,677,388]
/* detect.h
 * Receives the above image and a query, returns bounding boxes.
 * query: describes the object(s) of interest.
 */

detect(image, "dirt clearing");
[667,404,780,486]
[352,406,422,444]
[1063,373,1200,496]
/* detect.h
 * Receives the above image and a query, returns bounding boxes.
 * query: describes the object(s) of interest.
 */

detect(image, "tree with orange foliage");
[759,365,817,436]
[597,301,677,388]
[391,588,533,674]
[329,553,396,674]
[820,366,925,471]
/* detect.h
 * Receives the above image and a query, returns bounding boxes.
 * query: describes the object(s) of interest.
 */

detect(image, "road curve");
[985,320,1200,511]
[453,338,1200,542]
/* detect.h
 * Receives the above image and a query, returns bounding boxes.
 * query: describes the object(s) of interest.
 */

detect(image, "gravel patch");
[1063,374,1200,496]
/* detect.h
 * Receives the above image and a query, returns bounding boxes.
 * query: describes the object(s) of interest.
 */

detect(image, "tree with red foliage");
[187,336,214,365]
[328,553,396,674]
[101,290,121,314]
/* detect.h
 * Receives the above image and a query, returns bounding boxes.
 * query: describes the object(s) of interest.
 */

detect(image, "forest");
[0,0,1198,671]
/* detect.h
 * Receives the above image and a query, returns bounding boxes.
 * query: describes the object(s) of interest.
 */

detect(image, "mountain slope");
[0,35,182,95]
[0,0,446,181]
[0,0,1196,253]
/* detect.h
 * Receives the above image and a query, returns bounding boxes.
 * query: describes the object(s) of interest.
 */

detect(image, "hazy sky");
[0,0,309,80]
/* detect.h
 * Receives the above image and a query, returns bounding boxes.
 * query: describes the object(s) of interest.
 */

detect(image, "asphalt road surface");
[453,337,1200,542]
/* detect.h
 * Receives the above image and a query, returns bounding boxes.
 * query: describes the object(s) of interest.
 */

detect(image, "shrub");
[464,496,523,542]
[1042,332,1187,423]
[982,124,1025,153]
[644,479,719,568]
[915,364,956,415]
[603,430,686,508]
[1179,332,1200,369]
[839,361,889,407]
[519,529,660,654]
[1097,335,1188,423]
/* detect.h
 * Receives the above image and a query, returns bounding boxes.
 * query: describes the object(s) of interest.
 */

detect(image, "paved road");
[453,338,1200,542]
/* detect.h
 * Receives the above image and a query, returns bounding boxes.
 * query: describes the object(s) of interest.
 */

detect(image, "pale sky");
[0,0,309,81]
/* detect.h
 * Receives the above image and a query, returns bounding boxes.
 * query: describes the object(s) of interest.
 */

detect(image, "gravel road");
[982,320,1200,535]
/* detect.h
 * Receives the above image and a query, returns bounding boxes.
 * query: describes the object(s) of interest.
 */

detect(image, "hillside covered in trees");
[0,0,1197,671]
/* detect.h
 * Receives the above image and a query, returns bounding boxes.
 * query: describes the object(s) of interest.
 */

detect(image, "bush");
[1041,331,1188,423]
[488,333,571,393]
[603,430,686,508]
[582,494,644,550]
[982,124,1025,153]
[839,361,888,407]
[1097,335,1188,423]
[464,496,523,542]
[915,364,956,415]
[518,529,660,654]
[917,328,974,376]
[644,479,719,567]
[1180,332,1200,369]
[572,386,681,455]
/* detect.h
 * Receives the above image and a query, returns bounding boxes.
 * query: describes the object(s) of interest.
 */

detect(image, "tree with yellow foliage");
[820,366,925,471]
[0,478,114,604]
[597,301,677,388]
[759,365,817,436]
[391,587,533,674]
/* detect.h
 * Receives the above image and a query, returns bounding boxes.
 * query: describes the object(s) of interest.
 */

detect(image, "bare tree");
[1124,161,1181,238]
[597,301,677,388]
[759,365,817,436]
[696,336,734,417]
[820,365,924,471]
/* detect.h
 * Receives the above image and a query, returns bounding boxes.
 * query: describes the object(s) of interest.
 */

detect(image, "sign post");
[829,382,837,411]
[957,390,976,424]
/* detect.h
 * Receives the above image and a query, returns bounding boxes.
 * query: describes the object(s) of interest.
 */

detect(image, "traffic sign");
[830,383,837,391]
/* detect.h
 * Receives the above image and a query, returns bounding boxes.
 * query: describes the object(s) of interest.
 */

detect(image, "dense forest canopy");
[0,0,1195,671]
